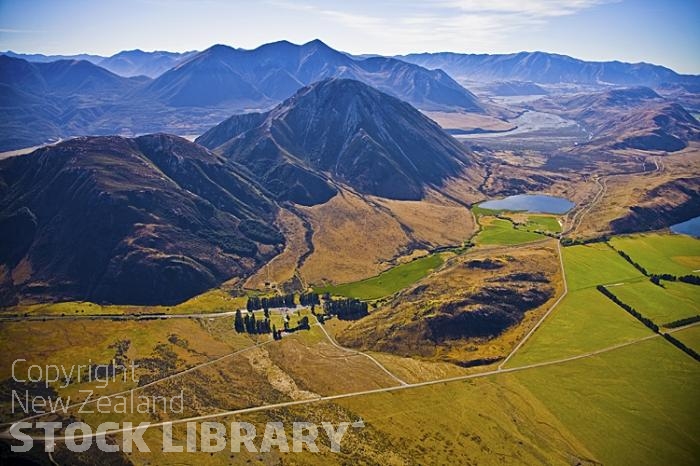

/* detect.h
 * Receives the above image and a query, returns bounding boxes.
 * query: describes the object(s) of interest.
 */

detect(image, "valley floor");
[1,230,698,465]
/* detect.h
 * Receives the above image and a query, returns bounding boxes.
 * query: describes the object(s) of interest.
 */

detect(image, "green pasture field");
[562,243,645,291]
[607,280,700,326]
[507,287,652,366]
[522,214,562,233]
[608,233,700,276]
[314,253,445,300]
[475,218,544,245]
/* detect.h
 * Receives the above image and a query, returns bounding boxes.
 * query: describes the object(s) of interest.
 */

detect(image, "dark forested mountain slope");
[0,134,283,305]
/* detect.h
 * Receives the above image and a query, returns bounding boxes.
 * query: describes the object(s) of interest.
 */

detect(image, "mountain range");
[197,78,477,204]
[3,49,196,78]
[2,42,699,154]
[399,51,700,87]
[0,40,484,151]
[0,55,151,150]
[145,40,483,111]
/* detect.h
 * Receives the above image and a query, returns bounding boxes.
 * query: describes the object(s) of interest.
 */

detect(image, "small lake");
[670,215,700,238]
[479,194,574,214]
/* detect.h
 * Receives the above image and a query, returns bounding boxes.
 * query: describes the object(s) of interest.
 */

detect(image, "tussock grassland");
[337,241,563,365]
[299,188,474,286]
[245,208,309,290]
[0,317,257,422]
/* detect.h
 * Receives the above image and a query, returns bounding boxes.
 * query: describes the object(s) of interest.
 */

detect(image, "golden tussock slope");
[336,241,563,365]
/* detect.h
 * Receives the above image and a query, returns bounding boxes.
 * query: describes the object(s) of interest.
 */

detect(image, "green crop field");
[562,243,645,291]
[608,280,700,326]
[672,325,700,353]
[515,337,700,466]
[508,287,652,366]
[314,253,445,300]
[609,233,700,276]
[475,218,544,245]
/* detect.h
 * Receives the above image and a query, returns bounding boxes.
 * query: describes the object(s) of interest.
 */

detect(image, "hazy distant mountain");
[0,55,149,150]
[96,50,197,78]
[2,50,104,65]
[399,51,700,87]
[197,78,477,205]
[0,134,283,305]
[148,40,484,112]
[3,49,196,78]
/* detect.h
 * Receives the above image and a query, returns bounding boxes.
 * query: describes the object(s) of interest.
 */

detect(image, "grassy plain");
[515,337,700,466]
[609,280,700,326]
[314,253,445,300]
[609,233,700,276]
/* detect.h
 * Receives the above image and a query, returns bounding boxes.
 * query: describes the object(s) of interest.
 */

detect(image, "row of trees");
[614,248,700,287]
[650,273,700,286]
[299,293,321,306]
[245,292,327,312]
[560,236,609,246]
[665,315,700,329]
[615,250,649,276]
[662,333,700,362]
[246,294,296,312]
[596,285,659,332]
[233,310,274,335]
[680,274,700,285]
[323,298,369,320]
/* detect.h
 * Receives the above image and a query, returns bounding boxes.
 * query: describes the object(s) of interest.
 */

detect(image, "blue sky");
[1,0,698,73]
